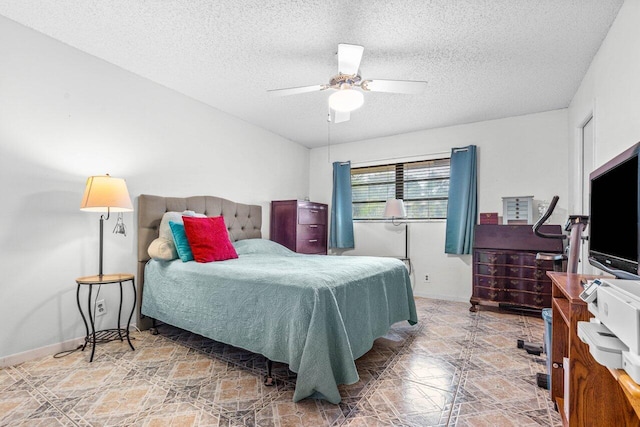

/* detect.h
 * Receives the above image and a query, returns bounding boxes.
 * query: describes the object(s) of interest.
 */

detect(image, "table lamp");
[80,174,133,277]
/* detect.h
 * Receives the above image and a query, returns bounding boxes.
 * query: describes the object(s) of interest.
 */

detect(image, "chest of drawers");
[270,200,328,255]
[470,224,564,312]
[502,196,534,224]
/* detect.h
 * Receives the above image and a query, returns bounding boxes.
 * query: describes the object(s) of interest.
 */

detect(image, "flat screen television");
[588,141,640,280]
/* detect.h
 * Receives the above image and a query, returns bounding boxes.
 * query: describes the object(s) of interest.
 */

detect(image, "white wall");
[568,0,640,213]
[310,110,569,302]
[0,16,309,363]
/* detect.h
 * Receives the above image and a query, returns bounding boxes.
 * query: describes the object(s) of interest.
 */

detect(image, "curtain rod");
[350,150,451,167]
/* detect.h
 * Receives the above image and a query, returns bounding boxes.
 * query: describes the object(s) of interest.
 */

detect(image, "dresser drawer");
[506,278,552,293]
[296,235,327,254]
[475,250,508,264]
[476,265,551,280]
[475,264,506,277]
[503,266,550,280]
[504,253,536,266]
[298,205,327,225]
[473,286,506,301]
[297,224,325,239]
[474,275,508,289]
[508,290,549,307]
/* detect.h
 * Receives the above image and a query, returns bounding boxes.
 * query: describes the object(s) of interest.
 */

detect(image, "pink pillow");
[182,216,238,262]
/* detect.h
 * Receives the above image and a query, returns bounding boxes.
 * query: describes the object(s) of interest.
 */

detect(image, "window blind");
[351,158,450,220]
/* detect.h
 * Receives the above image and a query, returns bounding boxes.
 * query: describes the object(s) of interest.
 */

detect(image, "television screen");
[589,143,640,279]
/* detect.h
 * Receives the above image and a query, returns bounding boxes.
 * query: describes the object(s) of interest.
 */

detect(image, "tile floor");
[0,298,561,426]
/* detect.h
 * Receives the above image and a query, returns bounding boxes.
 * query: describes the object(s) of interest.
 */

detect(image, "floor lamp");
[384,199,411,273]
[80,174,133,278]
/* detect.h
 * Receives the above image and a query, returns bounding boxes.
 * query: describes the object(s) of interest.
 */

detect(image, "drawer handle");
[308,239,318,243]
[488,267,498,275]
[310,210,318,214]
[309,225,318,228]
[510,268,520,273]
[489,256,498,263]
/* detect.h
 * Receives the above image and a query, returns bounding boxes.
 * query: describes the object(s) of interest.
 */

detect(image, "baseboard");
[0,336,86,368]
[0,322,139,368]
[413,291,469,303]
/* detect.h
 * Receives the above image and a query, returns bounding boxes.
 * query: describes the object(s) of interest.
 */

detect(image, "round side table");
[75,273,136,362]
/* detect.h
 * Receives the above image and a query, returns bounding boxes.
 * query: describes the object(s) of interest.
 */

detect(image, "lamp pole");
[98,209,110,278]
[405,222,409,260]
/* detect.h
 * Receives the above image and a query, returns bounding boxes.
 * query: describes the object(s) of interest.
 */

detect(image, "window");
[351,158,450,220]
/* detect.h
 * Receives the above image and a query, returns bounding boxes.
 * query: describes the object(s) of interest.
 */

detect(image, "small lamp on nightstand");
[384,199,411,272]
[80,174,133,278]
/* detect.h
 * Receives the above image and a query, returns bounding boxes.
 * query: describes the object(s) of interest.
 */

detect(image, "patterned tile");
[0,368,22,391]
[0,298,560,426]
[140,402,222,427]
[0,390,51,425]
[387,352,461,394]
[264,395,346,426]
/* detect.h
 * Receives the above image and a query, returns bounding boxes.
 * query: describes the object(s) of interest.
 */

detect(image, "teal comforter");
[141,239,417,403]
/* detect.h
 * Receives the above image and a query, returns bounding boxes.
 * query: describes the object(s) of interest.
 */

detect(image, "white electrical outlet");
[96,299,107,316]
[424,274,429,282]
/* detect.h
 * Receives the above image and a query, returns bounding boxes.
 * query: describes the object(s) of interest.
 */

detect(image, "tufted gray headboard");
[136,194,262,329]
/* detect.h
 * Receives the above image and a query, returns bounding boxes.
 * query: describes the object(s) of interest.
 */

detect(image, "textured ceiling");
[0,0,624,148]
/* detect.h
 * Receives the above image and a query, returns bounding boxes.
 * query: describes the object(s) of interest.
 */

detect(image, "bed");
[137,194,417,403]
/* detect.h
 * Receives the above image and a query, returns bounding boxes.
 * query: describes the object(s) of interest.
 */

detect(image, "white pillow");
[158,210,207,240]
[148,210,208,261]
[148,237,178,261]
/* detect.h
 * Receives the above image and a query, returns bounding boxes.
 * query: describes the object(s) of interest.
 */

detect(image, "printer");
[577,278,640,383]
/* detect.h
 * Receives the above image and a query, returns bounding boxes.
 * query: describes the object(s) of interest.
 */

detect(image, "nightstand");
[75,273,136,362]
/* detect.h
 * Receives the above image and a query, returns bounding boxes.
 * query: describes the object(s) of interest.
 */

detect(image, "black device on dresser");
[270,200,328,255]
[470,224,564,312]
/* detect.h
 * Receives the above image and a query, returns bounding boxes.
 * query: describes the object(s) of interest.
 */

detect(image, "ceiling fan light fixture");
[269,44,426,123]
[328,88,364,113]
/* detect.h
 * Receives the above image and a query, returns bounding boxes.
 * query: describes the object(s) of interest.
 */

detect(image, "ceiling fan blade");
[333,110,351,124]
[268,85,325,97]
[338,44,364,75]
[364,79,427,94]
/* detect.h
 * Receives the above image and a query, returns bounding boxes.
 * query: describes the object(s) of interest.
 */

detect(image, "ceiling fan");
[268,44,428,123]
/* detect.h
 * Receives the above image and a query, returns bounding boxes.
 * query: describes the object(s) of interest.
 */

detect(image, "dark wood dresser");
[470,224,564,312]
[270,200,328,255]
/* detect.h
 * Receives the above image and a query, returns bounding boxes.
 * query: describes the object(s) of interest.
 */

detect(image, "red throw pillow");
[182,216,238,262]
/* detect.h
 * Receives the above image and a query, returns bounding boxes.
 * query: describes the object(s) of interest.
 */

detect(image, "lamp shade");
[80,175,133,212]
[329,88,364,112]
[384,199,407,218]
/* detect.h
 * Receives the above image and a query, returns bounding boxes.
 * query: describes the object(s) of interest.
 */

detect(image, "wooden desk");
[549,272,640,426]
[611,368,640,419]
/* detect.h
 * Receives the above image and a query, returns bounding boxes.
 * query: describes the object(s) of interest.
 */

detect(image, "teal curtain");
[445,145,477,254]
[330,161,355,249]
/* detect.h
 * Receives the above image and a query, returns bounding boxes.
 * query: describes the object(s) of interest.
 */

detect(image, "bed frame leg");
[264,359,275,386]
[149,318,159,335]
